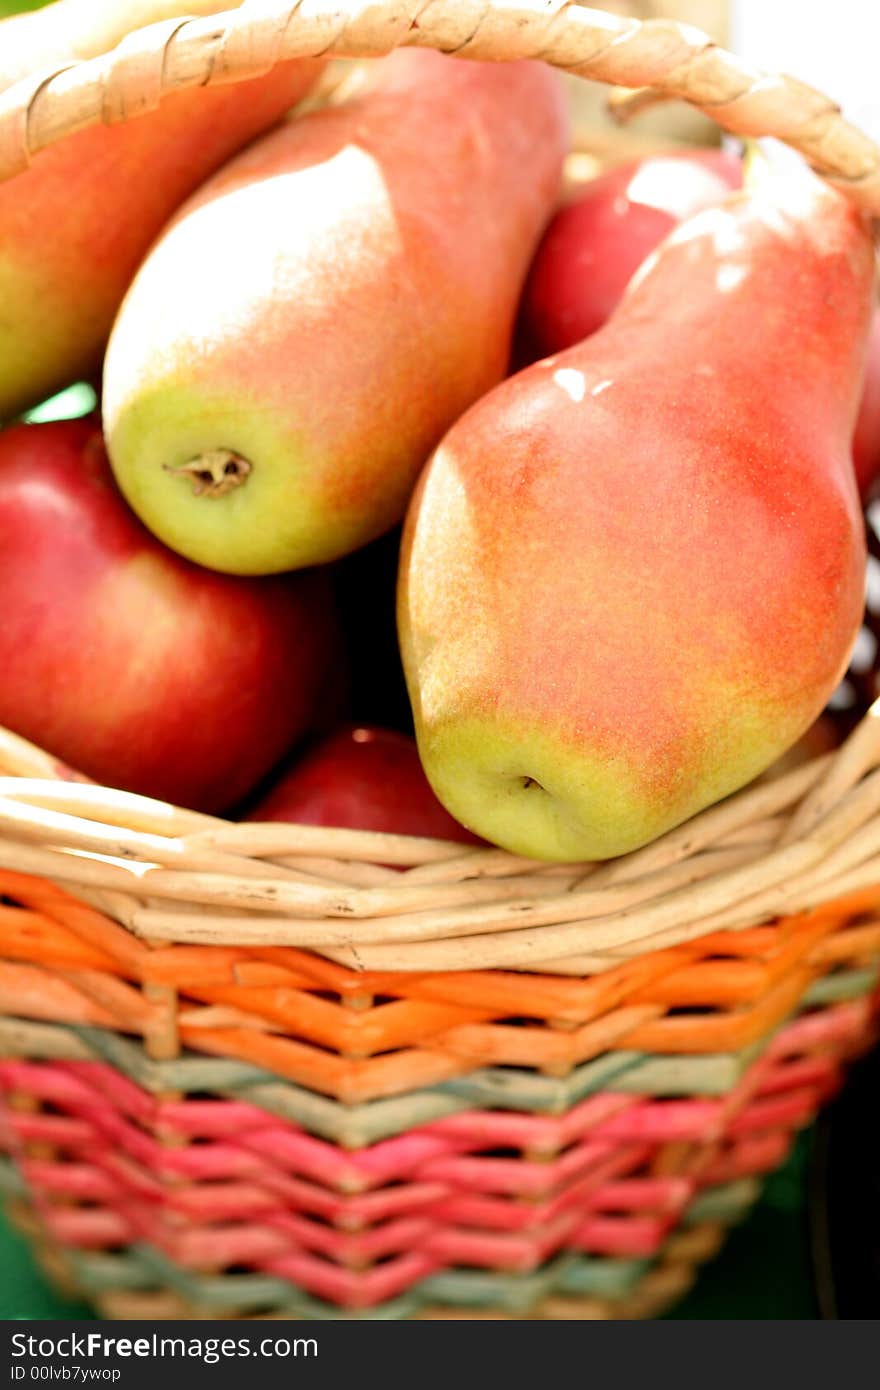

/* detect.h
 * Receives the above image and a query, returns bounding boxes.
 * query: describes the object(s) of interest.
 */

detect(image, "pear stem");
[163,450,252,499]
[741,137,774,194]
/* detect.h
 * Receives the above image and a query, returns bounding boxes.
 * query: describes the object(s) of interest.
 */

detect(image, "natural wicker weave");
[2,0,880,212]
[1,0,880,1321]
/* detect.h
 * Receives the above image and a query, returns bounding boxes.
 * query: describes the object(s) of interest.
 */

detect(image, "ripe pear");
[102,51,569,575]
[0,0,322,420]
[399,172,875,861]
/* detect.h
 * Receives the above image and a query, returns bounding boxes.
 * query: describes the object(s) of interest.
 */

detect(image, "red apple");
[248,725,479,842]
[519,148,743,359]
[0,418,340,811]
[853,307,880,502]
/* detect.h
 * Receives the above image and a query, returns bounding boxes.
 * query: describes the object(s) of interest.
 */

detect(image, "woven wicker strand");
[1,0,879,212]
[0,704,876,972]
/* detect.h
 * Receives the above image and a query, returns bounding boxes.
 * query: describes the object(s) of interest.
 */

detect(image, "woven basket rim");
[1,0,879,972]
[0,2,879,209]
[1,704,880,972]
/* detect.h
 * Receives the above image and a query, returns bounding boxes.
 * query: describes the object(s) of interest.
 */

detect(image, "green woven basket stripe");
[556,1255,651,1297]
[1,1016,777,1144]
[67,1249,158,1294]
[684,1178,761,1224]
[72,1026,274,1091]
[0,1159,26,1198]
[802,964,879,1007]
[608,1052,746,1097]
[130,1243,338,1315]
[50,1243,664,1318]
[232,1079,465,1148]
[439,1050,647,1111]
[428,1265,570,1311]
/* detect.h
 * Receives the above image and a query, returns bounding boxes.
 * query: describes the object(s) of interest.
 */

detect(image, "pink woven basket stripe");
[558,1093,640,1147]
[596,1099,723,1144]
[16,1088,155,1163]
[158,1099,283,1136]
[168,1182,286,1221]
[158,1142,271,1181]
[121,1197,190,1254]
[425,1094,637,1150]
[575,1213,676,1258]
[5,1113,92,1148]
[427,1217,578,1272]
[87,1116,156,1167]
[587,1176,693,1215]
[432,1178,600,1233]
[703,1131,792,1186]
[436,1143,658,1227]
[67,1061,156,1121]
[558,1139,626,1184]
[266,1248,436,1308]
[98,1150,164,1201]
[43,1206,129,1248]
[248,1170,448,1225]
[129,1130,354,1191]
[344,1183,450,1226]
[171,1225,291,1270]
[326,1131,458,1187]
[757,1054,839,1096]
[420,1142,615,1197]
[20,1158,115,1203]
[730,1086,826,1137]
[337,1215,435,1264]
[236,1127,372,1190]
[246,1163,384,1210]
[266,1211,432,1265]
[767,1000,868,1055]
[0,1061,98,1107]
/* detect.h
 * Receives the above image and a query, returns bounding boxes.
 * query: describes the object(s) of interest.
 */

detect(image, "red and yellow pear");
[103,50,569,574]
[399,172,874,860]
[0,0,322,420]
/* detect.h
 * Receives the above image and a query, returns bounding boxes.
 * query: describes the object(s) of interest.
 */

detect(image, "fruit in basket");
[0,418,339,812]
[399,172,875,861]
[520,148,880,503]
[0,0,323,421]
[248,725,479,843]
[519,149,743,358]
[853,308,880,501]
[102,50,569,575]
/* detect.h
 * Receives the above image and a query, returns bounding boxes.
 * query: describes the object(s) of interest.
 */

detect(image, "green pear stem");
[741,137,774,194]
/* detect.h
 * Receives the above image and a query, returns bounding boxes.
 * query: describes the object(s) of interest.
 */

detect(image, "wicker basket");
[1,0,880,1321]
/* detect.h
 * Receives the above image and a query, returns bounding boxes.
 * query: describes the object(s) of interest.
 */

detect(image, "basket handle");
[0,0,879,212]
